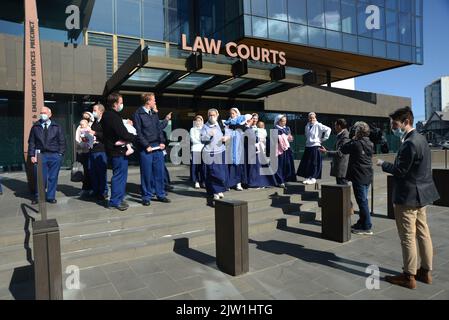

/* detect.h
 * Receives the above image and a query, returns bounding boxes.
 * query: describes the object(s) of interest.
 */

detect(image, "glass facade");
[242,0,423,63]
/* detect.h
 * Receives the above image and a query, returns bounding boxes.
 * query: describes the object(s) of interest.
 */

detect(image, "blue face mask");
[392,127,405,139]
[40,114,49,122]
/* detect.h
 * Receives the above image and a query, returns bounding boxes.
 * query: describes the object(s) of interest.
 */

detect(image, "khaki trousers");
[394,204,433,275]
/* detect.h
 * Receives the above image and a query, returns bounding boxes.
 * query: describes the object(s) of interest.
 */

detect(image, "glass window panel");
[308,27,326,47]
[415,47,423,64]
[251,0,267,17]
[325,0,341,31]
[241,82,283,96]
[126,69,172,86]
[358,37,373,55]
[399,12,412,45]
[268,19,289,41]
[373,40,387,57]
[207,78,252,93]
[168,73,215,90]
[89,0,114,33]
[371,0,386,7]
[289,23,308,44]
[268,0,288,20]
[288,0,307,24]
[243,0,251,14]
[416,17,422,48]
[387,42,399,59]
[399,0,412,13]
[415,0,422,16]
[145,41,166,56]
[386,10,398,42]
[341,0,357,34]
[326,30,342,50]
[252,16,268,37]
[358,2,372,38]
[307,0,325,28]
[400,44,412,62]
[373,6,386,40]
[116,0,141,37]
[244,15,253,36]
[143,0,165,41]
[343,33,358,52]
[386,0,398,10]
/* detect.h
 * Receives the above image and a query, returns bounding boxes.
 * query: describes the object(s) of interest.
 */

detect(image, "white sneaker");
[279,183,286,188]
[218,192,224,198]
[310,178,317,184]
[303,179,311,185]
[194,182,200,189]
[236,183,243,191]
[213,194,220,200]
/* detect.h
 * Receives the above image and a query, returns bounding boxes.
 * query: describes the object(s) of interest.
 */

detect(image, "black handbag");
[70,161,84,182]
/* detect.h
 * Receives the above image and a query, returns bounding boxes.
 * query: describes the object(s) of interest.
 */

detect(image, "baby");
[79,119,95,150]
[115,119,137,156]
[257,121,268,155]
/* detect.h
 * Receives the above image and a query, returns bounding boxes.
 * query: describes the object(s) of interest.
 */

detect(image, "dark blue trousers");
[109,156,128,207]
[34,153,62,200]
[89,152,108,197]
[140,148,166,202]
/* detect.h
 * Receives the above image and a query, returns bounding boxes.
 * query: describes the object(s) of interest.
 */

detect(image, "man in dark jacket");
[321,119,351,185]
[133,93,170,206]
[28,106,66,204]
[102,93,135,211]
[339,121,374,235]
[88,103,108,201]
[378,106,439,289]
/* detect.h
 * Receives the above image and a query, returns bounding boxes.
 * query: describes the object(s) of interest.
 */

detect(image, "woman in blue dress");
[224,108,247,191]
[274,114,297,187]
[244,114,277,188]
[201,109,229,201]
[297,112,331,185]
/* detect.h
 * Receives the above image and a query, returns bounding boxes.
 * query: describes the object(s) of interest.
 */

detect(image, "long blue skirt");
[228,164,246,188]
[297,146,322,179]
[190,152,206,183]
[246,154,277,188]
[274,149,297,184]
[205,152,228,196]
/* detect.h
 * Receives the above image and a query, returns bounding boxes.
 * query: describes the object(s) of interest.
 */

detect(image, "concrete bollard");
[433,169,449,207]
[387,175,396,219]
[32,219,63,300]
[321,184,352,243]
[214,199,249,276]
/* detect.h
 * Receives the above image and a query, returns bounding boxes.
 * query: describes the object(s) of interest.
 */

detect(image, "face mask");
[40,114,49,121]
[392,127,405,139]
[209,116,217,124]
[117,104,124,112]
[93,112,99,119]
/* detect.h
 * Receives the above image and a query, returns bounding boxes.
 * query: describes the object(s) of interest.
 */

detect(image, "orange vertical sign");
[23,0,44,160]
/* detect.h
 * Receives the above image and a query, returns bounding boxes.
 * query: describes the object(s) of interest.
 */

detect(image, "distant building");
[425,76,449,120]
[422,111,449,143]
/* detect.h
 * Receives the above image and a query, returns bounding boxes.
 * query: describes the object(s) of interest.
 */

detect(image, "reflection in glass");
[372,6,385,40]
[357,2,372,38]
[268,19,289,41]
[251,0,267,17]
[326,30,342,50]
[288,0,307,24]
[143,0,165,41]
[373,40,386,58]
[341,0,357,34]
[168,73,215,90]
[267,0,288,21]
[399,12,412,45]
[343,33,358,53]
[126,69,172,86]
[207,78,252,93]
[387,42,399,59]
[386,10,398,42]
[252,16,268,37]
[307,0,325,28]
[400,44,412,62]
[308,27,326,47]
[116,0,141,37]
[289,23,308,44]
[325,0,341,31]
[358,37,372,55]
[89,0,114,34]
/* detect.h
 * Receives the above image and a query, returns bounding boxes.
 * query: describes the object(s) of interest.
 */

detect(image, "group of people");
[26,98,438,290]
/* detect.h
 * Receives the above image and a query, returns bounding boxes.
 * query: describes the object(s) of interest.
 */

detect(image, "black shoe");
[142,200,151,206]
[165,185,174,191]
[157,197,171,203]
[31,199,38,205]
[113,202,129,211]
[96,195,108,201]
[47,199,57,204]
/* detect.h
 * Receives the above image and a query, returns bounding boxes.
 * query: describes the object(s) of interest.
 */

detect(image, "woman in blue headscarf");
[224,108,247,191]
[274,114,297,187]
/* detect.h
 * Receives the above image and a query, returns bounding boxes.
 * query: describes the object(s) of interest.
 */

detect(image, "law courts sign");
[181,34,287,65]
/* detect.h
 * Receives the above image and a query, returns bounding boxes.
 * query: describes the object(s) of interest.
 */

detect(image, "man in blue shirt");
[28,106,66,204]
[133,93,171,206]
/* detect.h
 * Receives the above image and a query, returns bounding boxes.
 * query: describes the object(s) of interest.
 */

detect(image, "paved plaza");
[0,159,448,300]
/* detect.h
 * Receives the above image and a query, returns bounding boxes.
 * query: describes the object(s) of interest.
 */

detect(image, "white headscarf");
[230,108,241,118]
[274,114,286,127]
[193,115,204,128]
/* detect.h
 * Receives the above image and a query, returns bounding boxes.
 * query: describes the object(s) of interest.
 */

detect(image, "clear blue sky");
[356,0,449,122]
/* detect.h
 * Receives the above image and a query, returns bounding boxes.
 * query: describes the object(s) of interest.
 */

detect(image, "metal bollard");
[32,219,63,300]
[321,184,352,243]
[433,169,449,207]
[214,199,249,276]
[387,175,396,219]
